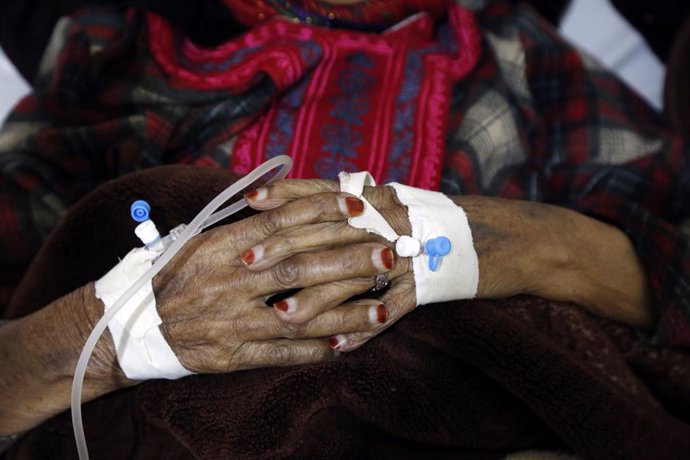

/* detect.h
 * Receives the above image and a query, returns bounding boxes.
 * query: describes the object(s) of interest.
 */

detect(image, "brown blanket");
[6,166,690,459]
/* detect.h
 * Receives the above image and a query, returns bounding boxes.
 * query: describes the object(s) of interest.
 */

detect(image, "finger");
[245,179,411,246]
[232,339,335,370]
[271,276,378,323]
[253,243,395,296]
[245,179,339,210]
[242,300,389,340]
[328,273,416,352]
[229,191,364,259]
[242,221,381,271]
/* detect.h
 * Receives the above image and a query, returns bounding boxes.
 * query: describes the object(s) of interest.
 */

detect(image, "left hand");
[243,179,415,352]
[243,178,654,352]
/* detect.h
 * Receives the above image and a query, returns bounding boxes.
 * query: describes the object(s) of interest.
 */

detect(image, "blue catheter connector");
[425,236,451,272]
[130,200,151,222]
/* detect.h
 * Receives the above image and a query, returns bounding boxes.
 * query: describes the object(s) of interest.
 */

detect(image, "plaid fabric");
[443,2,690,345]
[0,1,688,345]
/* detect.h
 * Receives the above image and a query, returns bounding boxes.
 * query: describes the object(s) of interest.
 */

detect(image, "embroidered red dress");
[149,3,481,189]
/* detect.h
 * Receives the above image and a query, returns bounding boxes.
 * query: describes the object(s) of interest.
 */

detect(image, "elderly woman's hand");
[242,179,654,352]
[153,191,395,372]
[241,179,416,352]
[0,186,398,436]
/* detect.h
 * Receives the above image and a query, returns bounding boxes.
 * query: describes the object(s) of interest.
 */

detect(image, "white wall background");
[0,47,31,124]
[560,0,665,110]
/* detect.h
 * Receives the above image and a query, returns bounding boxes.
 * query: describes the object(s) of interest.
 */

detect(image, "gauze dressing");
[94,247,193,380]
[339,171,479,304]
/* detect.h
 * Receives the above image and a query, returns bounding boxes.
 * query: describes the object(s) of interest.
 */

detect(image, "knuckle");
[271,233,297,255]
[280,321,301,339]
[271,259,301,289]
[224,343,249,372]
[345,245,377,273]
[241,318,262,335]
[258,209,283,236]
[315,193,333,215]
[309,345,327,361]
[268,345,293,364]
[335,311,351,330]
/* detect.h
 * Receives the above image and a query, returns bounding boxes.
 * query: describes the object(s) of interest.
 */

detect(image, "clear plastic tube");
[71,156,292,460]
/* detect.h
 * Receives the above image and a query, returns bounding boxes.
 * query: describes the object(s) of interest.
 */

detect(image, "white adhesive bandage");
[389,183,479,304]
[338,171,479,306]
[94,247,193,380]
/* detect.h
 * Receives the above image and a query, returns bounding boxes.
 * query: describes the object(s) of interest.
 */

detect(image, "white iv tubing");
[71,155,292,460]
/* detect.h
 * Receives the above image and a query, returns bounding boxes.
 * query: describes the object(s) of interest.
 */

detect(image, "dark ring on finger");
[371,274,390,292]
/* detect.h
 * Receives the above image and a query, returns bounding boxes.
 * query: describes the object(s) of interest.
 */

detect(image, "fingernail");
[245,187,268,202]
[274,297,297,314]
[240,248,254,265]
[329,335,347,351]
[344,197,364,216]
[368,303,388,324]
[240,245,263,266]
[374,247,394,270]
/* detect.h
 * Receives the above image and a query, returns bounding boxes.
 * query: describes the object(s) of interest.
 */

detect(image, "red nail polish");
[345,197,364,216]
[329,336,342,350]
[244,189,258,200]
[274,300,289,312]
[381,248,394,270]
[240,248,255,265]
[377,304,388,324]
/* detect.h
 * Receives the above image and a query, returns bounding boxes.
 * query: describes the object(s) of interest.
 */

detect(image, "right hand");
[151,191,395,374]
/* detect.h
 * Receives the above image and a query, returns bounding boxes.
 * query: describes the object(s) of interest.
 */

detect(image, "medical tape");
[338,172,479,305]
[94,247,193,380]
[388,183,479,304]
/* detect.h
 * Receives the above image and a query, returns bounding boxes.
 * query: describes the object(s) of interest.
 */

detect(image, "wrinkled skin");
[0,178,652,436]
[152,190,397,372]
[240,179,653,352]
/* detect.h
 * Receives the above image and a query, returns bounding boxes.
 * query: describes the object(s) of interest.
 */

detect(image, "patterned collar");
[148,4,481,189]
